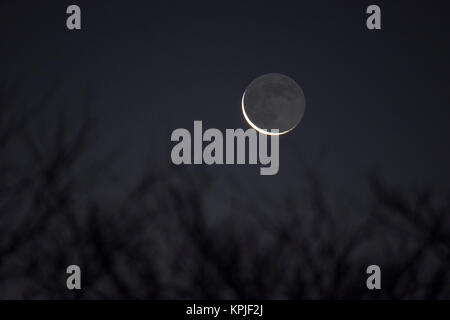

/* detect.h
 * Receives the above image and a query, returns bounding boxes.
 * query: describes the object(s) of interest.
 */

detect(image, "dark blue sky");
[1,0,450,193]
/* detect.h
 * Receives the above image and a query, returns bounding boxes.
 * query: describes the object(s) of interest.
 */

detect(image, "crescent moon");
[241,73,306,136]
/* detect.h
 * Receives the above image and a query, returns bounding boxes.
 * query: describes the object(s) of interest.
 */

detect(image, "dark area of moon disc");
[242,73,306,135]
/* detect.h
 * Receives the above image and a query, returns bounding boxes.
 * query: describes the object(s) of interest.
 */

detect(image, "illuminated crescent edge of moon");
[241,90,294,136]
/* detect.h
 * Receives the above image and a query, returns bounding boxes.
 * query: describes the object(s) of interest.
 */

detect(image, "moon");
[242,73,306,135]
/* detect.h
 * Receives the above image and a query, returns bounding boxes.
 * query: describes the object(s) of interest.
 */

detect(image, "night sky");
[2,0,450,194]
[1,0,450,299]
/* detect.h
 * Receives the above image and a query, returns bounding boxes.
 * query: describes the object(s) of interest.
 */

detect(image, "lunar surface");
[242,73,306,135]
